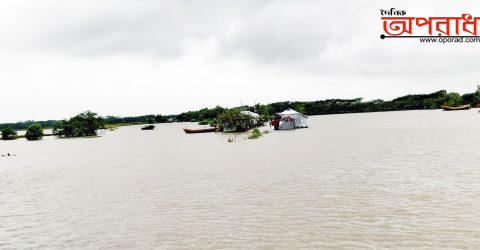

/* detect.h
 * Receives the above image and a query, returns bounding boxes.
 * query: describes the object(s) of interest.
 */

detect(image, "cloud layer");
[1,0,480,122]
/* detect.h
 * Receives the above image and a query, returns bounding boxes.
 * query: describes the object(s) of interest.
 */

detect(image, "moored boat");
[441,104,471,111]
[183,127,217,134]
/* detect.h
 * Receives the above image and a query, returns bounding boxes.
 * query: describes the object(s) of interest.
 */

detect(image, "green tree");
[445,92,462,106]
[155,114,167,123]
[252,104,271,122]
[53,111,105,138]
[147,118,155,124]
[474,89,480,107]
[423,99,437,109]
[293,103,306,114]
[1,127,17,140]
[216,108,256,132]
[25,124,44,140]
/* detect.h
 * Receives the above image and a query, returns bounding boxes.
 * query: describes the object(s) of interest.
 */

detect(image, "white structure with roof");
[277,109,308,129]
[241,110,261,124]
[241,111,260,118]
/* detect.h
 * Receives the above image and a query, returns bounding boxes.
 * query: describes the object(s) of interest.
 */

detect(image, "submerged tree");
[25,124,44,140]
[53,111,105,138]
[141,125,155,130]
[216,108,256,132]
[1,127,17,140]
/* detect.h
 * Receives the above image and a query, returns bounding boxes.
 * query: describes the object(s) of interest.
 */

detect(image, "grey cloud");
[1,0,237,57]
[219,1,331,63]
[2,0,346,60]
[1,0,480,122]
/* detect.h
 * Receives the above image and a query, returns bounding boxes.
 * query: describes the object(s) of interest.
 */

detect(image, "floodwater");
[2,109,480,249]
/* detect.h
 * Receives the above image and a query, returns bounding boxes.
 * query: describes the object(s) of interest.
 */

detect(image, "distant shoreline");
[1,108,478,141]
[1,89,479,133]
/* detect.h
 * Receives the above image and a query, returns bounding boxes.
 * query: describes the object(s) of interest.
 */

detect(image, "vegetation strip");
[1,90,479,139]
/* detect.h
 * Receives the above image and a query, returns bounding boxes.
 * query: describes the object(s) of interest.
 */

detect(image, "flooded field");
[2,110,480,249]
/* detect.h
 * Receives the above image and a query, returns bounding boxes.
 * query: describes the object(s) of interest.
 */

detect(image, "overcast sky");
[1,0,480,122]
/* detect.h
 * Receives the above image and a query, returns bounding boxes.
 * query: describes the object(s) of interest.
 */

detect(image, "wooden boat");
[441,104,471,111]
[183,127,217,134]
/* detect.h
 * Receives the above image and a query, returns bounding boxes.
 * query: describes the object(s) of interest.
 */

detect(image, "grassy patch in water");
[248,128,262,139]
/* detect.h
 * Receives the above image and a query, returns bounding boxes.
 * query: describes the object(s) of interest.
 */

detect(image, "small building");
[277,109,308,130]
[241,111,260,122]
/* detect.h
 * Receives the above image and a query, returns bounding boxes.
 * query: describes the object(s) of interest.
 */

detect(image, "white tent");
[241,111,260,118]
[277,109,308,129]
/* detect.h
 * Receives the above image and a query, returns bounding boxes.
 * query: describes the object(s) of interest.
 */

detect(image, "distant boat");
[183,127,217,134]
[441,104,471,111]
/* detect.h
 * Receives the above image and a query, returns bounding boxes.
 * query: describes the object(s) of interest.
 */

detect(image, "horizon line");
[1,89,476,124]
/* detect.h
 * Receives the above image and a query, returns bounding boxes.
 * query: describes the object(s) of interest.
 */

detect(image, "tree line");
[1,90,479,139]
[175,90,480,123]
[0,114,174,131]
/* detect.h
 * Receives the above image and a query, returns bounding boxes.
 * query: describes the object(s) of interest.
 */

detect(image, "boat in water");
[441,104,471,111]
[183,127,217,134]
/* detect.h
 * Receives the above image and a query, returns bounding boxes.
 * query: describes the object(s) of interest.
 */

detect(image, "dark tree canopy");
[25,124,44,140]
[173,90,474,123]
[141,125,155,130]
[1,127,17,140]
[216,108,257,132]
[53,111,105,138]
[103,114,171,125]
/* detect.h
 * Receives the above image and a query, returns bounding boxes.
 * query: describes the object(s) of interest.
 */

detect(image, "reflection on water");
[2,110,480,249]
